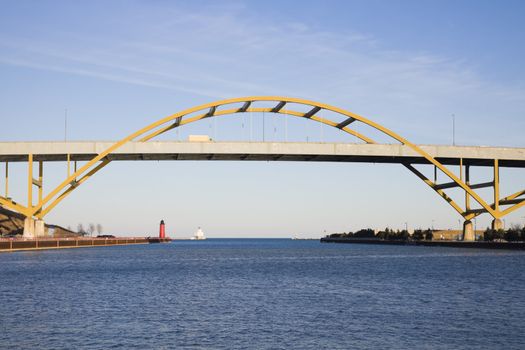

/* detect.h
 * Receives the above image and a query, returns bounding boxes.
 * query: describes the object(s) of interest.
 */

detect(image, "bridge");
[1,141,524,166]
[0,96,523,240]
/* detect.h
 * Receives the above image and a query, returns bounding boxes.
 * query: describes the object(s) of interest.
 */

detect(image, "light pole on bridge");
[452,113,456,146]
[64,108,68,142]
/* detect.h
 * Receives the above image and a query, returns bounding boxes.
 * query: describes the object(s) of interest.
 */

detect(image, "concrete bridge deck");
[0,141,524,167]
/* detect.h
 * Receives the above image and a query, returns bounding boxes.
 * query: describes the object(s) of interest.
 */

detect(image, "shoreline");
[320,237,525,250]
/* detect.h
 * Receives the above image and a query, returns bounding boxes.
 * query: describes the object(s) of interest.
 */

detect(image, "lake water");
[1,239,524,349]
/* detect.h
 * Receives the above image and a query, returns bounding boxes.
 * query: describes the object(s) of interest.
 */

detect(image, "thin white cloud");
[0,56,234,98]
[0,3,523,145]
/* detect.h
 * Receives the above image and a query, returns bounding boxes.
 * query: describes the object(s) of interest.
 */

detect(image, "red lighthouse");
[159,220,166,239]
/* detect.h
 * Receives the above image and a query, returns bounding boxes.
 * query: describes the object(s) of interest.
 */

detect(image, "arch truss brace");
[404,159,525,223]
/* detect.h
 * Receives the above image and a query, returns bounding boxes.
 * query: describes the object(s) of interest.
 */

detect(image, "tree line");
[326,228,432,241]
[483,225,525,242]
[72,223,103,237]
[326,225,525,242]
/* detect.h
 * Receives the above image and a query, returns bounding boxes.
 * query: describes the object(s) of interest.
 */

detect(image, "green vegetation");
[411,229,433,241]
[327,227,433,241]
[483,224,525,242]
[327,228,375,239]
[326,224,525,243]
[376,228,410,241]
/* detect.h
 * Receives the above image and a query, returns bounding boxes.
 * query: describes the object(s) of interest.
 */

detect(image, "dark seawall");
[320,237,525,250]
[0,237,172,252]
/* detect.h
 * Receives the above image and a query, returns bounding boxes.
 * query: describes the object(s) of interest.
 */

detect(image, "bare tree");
[77,223,85,236]
[96,224,103,236]
[88,223,95,237]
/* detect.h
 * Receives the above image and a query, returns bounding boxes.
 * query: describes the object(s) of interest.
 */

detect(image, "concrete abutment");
[35,220,45,237]
[492,219,503,231]
[23,217,35,238]
[462,220,474,241]
[23,217,46,238]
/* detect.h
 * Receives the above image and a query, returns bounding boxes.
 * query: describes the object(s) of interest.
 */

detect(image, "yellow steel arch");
[10,96,520,221]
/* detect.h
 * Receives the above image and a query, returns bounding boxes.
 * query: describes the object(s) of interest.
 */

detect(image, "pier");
[0,237,172,253]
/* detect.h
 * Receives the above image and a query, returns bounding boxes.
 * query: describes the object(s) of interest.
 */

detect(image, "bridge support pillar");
[35,219,46,237]
[462,220,474,241]
[23,217,35,239]
[492,218,503,231]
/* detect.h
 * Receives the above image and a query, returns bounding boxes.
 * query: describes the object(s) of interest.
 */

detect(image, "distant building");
[193,227,206,240]
[431,229,484,241]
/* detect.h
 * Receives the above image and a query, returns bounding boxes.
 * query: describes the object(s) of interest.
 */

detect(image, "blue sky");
[1,0,524,237]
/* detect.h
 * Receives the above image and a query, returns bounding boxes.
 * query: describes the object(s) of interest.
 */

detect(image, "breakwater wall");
[0,237,172,252]
[320,237,525,250]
